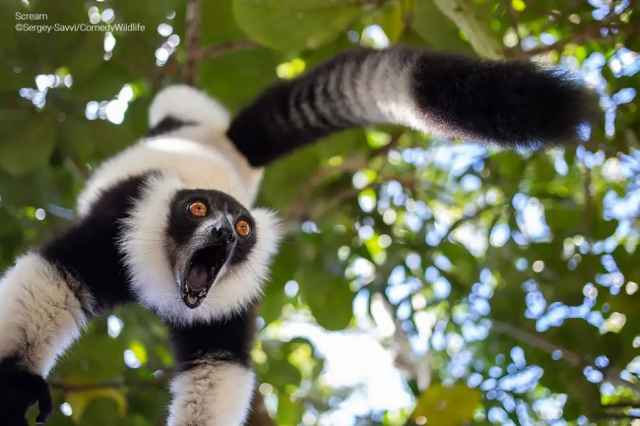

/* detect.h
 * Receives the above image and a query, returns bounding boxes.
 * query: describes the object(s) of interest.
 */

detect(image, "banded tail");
[227,46,596,167]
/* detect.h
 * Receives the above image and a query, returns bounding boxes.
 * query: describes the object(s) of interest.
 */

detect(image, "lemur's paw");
[0,357,52,425]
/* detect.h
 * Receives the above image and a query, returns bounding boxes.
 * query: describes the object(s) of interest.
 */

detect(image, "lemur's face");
[166,189,257,309]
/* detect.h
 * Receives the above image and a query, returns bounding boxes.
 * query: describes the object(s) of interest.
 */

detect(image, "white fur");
[168,362,255,426]
[150,85,230,132]
[361,52,475,141]
[0,253,90,376]
[119,173,281,326]
[78,87,263,217]
[78,135,262,216]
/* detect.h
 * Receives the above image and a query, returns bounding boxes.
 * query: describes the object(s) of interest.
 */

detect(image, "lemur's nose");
[212,225,236,245]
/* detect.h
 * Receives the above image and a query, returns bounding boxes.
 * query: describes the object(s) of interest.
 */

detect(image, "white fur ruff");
[168,362,254,426]
[0,253,90,376]
[119,173,281,326]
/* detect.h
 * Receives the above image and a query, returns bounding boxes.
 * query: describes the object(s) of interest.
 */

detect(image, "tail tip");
[411,53,600,147]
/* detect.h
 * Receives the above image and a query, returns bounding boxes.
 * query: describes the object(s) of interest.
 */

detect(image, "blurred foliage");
[1,0,640,425]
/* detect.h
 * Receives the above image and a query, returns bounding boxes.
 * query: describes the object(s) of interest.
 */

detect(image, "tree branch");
[491,320,583,367]
[506,9,634,59]
[246,391,275,426]
[194,40,260,60]
[50,371,171,392]
[183,0,202,84]
[492,320,640,394]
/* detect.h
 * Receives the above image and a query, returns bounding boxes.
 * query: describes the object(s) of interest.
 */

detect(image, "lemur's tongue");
[188,262,211,286]
[183,264,213,308]
[182,244,229,309]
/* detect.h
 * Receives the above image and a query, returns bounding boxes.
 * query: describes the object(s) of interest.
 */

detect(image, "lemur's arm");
[0,253,90,425]
[227,46,596,167]
[0,175,148,425]
[166,309,257,426]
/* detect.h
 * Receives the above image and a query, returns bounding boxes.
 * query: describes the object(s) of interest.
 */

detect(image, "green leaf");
[0,114,55,176]
[305,278,352,331]
[199,47,281,112]
[233,0,361,52]
[299,258,353,330]
[432,0,502,59]
[68,389,127,423]
[412,384,481,426]
[412,0,474,54]
[261,239,299,323]
[260,129,364,209]
[546,203,581,236]
[201,0,246,44]
[59,119,97,164]
[276,392,304,426]
[439,242,479,284]
[365,1,406,43]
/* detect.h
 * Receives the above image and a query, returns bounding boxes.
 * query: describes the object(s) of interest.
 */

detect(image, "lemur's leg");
[166,308,257,426]
[0,253,93,424]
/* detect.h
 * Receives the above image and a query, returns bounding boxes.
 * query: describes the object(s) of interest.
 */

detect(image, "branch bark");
[505,8,635,59]
[194,40,260,60]
[246,391,275,426]
[183,0,202,84]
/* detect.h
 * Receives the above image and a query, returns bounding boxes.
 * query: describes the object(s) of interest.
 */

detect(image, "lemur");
[0,46,594,425]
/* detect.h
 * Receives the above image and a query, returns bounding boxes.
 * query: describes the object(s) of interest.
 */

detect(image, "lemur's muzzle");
[181,222,237,309]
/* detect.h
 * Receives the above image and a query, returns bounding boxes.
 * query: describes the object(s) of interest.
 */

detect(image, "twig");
[194,40,260,60]
[583,166,594,237]
[505,12,630,59]
[601,401,640,409]
[183,0,202,84]
[492,320,640,394]
[491,320,583,367]
[441,203,504,243]
[380,293,432,391]
[591,412,640,421]
[50,375,170,392]
[49,367,173,392]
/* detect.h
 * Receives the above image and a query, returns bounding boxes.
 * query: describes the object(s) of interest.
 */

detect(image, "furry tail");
[227,46,597,167]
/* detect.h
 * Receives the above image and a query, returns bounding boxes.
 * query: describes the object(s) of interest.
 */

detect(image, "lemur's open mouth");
[181,243,232,309]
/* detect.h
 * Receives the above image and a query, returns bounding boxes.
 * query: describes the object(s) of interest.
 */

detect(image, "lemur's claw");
[0,357,52,425]
[35,380,53,423]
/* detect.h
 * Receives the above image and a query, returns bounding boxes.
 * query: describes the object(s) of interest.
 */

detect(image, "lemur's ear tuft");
[149,85,230,131]
[410,56,599,147]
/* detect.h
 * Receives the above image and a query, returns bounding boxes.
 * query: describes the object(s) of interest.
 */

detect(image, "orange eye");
[235,219,251,237]
[188,201,208,217]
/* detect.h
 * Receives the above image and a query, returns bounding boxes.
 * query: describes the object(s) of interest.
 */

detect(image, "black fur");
[0,356,52,426]
[228,46,597,167]
[147,116,196,137]
[41,173,155,312]
[168,307,257,370]
[227,51,367,167]
[411,52,597,147]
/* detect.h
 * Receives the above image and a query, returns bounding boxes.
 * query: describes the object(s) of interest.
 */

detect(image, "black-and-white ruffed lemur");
[0,46,594,425]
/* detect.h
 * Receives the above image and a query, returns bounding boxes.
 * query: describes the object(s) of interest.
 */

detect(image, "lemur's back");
[78,86,263,216]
